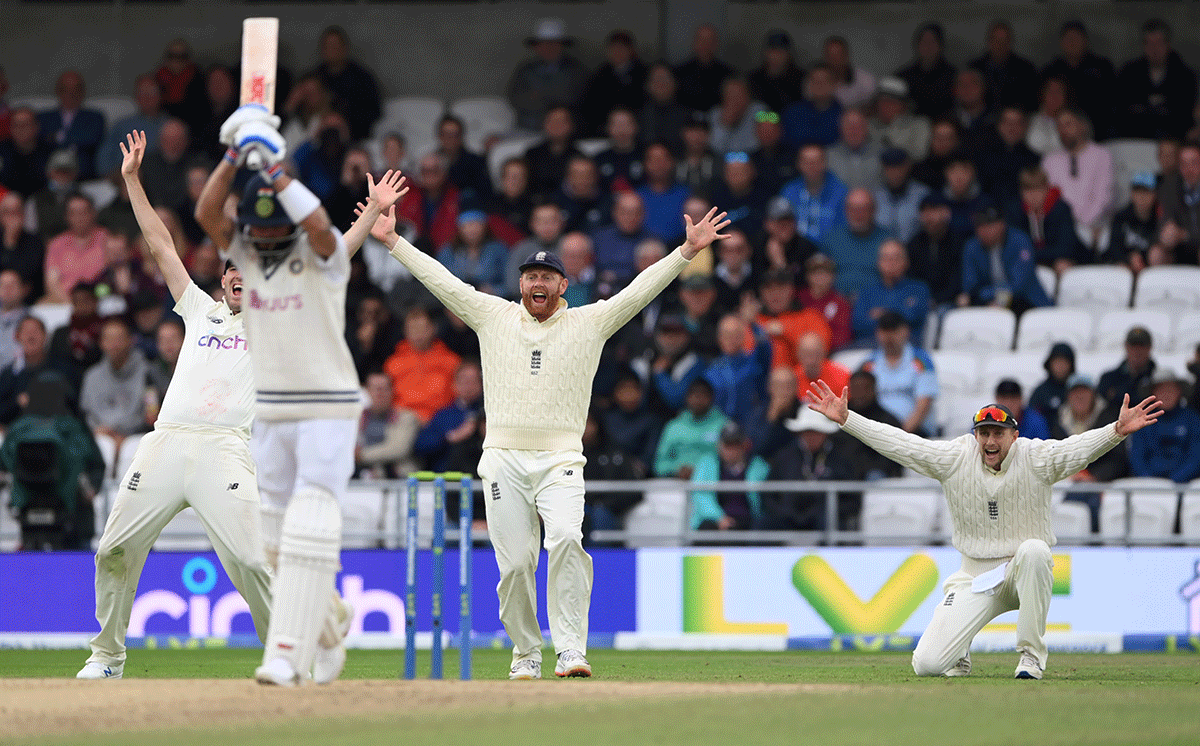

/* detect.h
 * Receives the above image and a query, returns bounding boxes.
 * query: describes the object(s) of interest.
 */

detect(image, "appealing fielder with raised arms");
[353,171,730,679]
[806,380,1162,679]
[195,106,360,686]
[77,131,272,680]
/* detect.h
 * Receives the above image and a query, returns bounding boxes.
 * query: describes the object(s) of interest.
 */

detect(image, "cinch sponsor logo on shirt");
[197,334,248,350]
[248,289,303,311]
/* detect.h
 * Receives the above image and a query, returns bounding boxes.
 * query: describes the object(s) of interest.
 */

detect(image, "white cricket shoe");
[509,659,542,680]
[1014,650,1043,680]
[255,657,301,687]
[554,649,591,678]
[944,654,971,677]
[76,661,123,680]
[313,600,353,685]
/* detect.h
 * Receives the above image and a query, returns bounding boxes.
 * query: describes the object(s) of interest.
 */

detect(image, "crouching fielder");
[806,381,1162,679]
[78,131,272,680]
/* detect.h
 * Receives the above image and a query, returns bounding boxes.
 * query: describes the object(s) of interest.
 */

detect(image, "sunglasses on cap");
[972,405,1018,429]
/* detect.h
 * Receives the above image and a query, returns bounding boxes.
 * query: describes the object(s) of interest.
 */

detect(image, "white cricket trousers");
[87,427,272,665]
[912,539,1053,676]
[477,447,592,663]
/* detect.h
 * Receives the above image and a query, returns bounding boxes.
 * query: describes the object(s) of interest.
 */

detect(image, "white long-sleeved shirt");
[390,236,689,452]
[841,411,1124,563]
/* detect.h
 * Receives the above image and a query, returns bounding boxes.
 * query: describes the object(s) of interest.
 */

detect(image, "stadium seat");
[938,392,987,438]
[1171,310,1200,354]
[89,95,137,129]
[372,96,445,160]
[29,303,71,337]
[861,479,942,545]
[9,95,57,113]
[154,507,213,551]
[1105,138,1158,211]
[1057,265,1134,313]
[1036,265,1058,303]
[930,349,981,396]
[113,433,143,484]
[1014,307,1093,352]
[342,485,385,549]
[623,481,688,547]
[937,307,1016,351]
[93,431,118,481]
[79,178,118,211]
[0,484,19,551]
[1180,481,1200,540]
[1093,309,1173,351]
[1099,477,1178,541]
[1073,350,1123,381]
[1132,265,1200,313]
[448,96,515,152]
[487,132,543,184]
[1052,500,1093,544]
[97,294,127,317]
[831,347,870,374]
[978,349,1046,400]
[575,138,608,157]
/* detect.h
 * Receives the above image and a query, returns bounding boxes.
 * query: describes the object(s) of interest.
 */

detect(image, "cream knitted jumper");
[391,235,689,453]
[841,411,1124,565]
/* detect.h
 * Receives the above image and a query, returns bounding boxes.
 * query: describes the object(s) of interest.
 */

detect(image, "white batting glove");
[234,120,287,171]
[219,104,281,147]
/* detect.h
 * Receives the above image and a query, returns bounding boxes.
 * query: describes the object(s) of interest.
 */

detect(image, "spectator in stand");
[861,310,938,435]
[943,153,989,237]
[280,72,333,157]
[1157,138,1181,193]
[955,70,999,154]
[155,39,207,132]
[47,282,101,392]
[781,144,848,245]
[413,361,484,474]
[559,231,597,308]
[1128,368,1200,483]
[408,151,460,250]
[754,268,833,369]
[0,193,44,301]
[594,108,645,193]
[0,107,52,197]
[679,196,718,276]
[37,71,105,180]
[896,23,957,119]
[906,193,966,310]
[750,110,797,195]
[347,291,402,383]
[975,107,1041,209]
[782,64,842,148]
[676,112,718,196]
[852,239,930,346]
[677,275,720,359]
[654,376,725,479]
[762,405,861,530]
[994,378,1051,440]
[1115,19,1197,140]
[822,187,891,298]
[1042,20,1117,142]
[1029,342,1076,421]
[1006,166,1082,274]
[79,317,149,450]
[0,317,63,425]
[708,152,769,239]
[378,132,411,176]
[911,118,961,193]
[711,229,756,312]
[798,252,851,351]
[593,190,652,287]
[747,365,801,461]
[794,330,850,405]
[140,118,192,211]
[837,369,904,479]
[959,201,1051,315]
[1052,373,1127,531]
[755,197,817,278]
[1042,108,1113,249]
[95,229,155,306]
[195,64,237,162]
[0,270,27,370]
[601,368,663,474]
[44,193,108,304]
[488,157,534,239]
[506,202,564,299]
[292,110,351,202]
[675,23,735,114]
[525,106,583,198]
[311,25,381,141]
[383,305,462,424]
[96,75,166,178]
[640,62,690,157]
[580,409,645,544]
[30,148,79,242]
[1097,326,1158,409]
[638,313,706,415]
[970,20,1039,113]
[870,77,930,162]
[1026,76,1067,156]
[325,146,372,233]
[581,30,647,138]
[827,108,883,191]
[436,114,492,203]
[1106,172,1160,272]
[355,371,420,479]
[822,36,876,109]
[508,18,588,133]
[436,210,507,295]
[749,31,806,116]
[690,420,769,532]
[636,143,691,242]
[709,76,766,156]
[874,147,929,244]
[1155,142,1200,264]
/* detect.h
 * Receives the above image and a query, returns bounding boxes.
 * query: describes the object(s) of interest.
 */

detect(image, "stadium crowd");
[3,15,1200,547]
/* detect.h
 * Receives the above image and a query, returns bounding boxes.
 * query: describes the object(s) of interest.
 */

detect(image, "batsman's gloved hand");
[219,104,281,148]
[234,120,287,170]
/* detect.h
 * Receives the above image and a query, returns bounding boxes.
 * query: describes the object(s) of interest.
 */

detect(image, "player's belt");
[256,389,361,404]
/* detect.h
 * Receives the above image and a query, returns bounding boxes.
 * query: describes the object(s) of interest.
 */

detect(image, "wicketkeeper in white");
[350,171,730,679]
[77,131,272,680]
[806,380,1162,679]
[195,105,362,686]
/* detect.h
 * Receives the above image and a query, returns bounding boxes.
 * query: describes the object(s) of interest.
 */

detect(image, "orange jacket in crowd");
[796,358,851,401]
[755,309,834,369]
[383,338,461,423]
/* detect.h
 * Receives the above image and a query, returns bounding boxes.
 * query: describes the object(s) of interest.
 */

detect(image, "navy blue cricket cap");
[518,249,566,276]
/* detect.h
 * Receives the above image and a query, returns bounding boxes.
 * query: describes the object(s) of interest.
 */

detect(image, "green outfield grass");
[3,649,1199,746]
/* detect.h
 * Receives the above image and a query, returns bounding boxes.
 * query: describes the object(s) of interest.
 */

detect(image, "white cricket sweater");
[390,235,690,452]
[841,411,1124,562]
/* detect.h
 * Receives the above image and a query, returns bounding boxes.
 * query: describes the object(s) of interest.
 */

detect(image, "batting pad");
[263,487,342,674]
[260,501,287,570]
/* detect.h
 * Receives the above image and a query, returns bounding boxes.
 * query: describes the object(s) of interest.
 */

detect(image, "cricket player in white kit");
[195,106,359,686]
[806,381,1162,679]
[351,171,730,678]
[77,131,272,680]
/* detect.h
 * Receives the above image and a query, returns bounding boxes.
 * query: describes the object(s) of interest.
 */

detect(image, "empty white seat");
[862,482,942,545]
[1073,349,1123,381]
[937,307,1016,351]
[29,303,71,337]
[575,137,608,157]
[1181,482,1200,540]
[831,348,871,373]
[1057,265,1134,313]
[1133,265,1200,312]
[92,431,118,481]
[1105,139,1158,210]
[112,433,143,485]
[0,485,19,551]
[937,392,988,438]
[1171,310,1200,354]
[487,132,543,185]
[1093,309,1172,351]
[1052,500,1093,543]
[10,95,57,113]
[90,95,137,128]
[79,178,118,211]
[623,482,687,547]
[154,507,213,551]
[448,96,515,152]
[342,486,385,549]
[979,349,1047,399]
[1099,477,1178,540]
[1015,307,1093,351]
[1035,265,1058,303]
[372,96,445,159]
[930,349,981,396]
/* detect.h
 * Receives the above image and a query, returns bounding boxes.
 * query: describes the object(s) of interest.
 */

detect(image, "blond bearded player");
[806,379,1162,679]
[77,131,272,680]
[349,170,730,679]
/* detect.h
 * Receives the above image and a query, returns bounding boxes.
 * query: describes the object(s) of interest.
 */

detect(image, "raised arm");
[119,131,190,301]
[344,170,409,258]
[1032,394,1163,483]
[195,158,238,254]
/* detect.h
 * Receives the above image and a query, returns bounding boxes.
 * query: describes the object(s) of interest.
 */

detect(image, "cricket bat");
[239,17,279,169]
